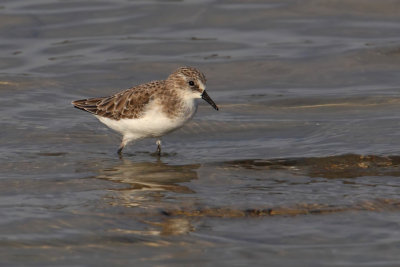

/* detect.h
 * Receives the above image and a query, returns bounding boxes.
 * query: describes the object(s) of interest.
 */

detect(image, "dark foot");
[117,146,124,156]
[156,140,162,156]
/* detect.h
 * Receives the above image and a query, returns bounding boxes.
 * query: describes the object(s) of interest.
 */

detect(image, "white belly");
[96,99,198,141]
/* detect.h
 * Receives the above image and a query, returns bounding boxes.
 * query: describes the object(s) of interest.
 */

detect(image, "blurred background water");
[1,0,400,266]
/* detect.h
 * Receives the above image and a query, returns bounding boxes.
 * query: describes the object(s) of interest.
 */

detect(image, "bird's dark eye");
[188,81,195,86]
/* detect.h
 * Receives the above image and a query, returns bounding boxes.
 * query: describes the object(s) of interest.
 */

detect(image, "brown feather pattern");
[72,67,208,121]
[72,81,165,120]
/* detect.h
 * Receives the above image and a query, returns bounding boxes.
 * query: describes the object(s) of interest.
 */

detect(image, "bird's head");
[167,66,219,111]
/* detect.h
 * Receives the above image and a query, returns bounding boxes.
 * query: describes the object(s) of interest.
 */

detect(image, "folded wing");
[72,81,163,120]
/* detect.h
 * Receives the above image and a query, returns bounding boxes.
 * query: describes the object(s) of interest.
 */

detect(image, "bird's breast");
[158,95,197,120]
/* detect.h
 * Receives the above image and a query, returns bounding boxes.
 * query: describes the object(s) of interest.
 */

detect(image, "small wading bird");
[72,67,219,156]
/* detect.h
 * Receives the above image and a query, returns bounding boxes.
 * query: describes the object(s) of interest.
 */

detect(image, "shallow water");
[2,0,400,266]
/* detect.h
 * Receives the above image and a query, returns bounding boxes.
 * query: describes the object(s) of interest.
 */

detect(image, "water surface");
[1,0,400,266]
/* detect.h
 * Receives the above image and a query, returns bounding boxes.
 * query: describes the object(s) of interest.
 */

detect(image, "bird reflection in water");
[96,158,200,236]
[97,157,199,193]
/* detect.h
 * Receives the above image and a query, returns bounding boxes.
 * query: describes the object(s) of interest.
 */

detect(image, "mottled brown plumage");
[72,81,163,120]
[72,67,208,121]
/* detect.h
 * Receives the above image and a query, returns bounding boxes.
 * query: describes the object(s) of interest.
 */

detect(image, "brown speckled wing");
[72,80,164,120]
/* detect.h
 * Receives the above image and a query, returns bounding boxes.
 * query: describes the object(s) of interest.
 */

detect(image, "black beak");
[201,90,219,111]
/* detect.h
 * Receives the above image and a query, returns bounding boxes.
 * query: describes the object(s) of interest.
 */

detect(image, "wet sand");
[1,0,400,266]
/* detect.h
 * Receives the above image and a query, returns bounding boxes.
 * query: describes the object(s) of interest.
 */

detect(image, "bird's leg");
[156,139,162,156]
[117,143,124,156]
[117,136,129,156]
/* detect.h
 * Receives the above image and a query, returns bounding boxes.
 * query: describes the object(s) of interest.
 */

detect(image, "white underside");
[96,98,198,145]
